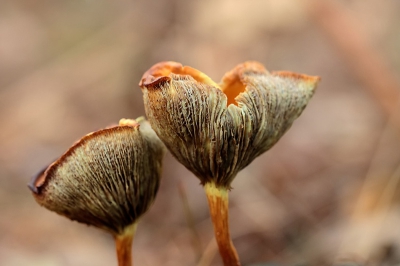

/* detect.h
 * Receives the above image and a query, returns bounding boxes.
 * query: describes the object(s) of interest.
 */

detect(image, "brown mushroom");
[140,61,319,266]
[29,118,165,266]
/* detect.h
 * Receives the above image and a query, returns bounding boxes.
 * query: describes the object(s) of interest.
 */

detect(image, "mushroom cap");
[140,61,319,187]
[29,118,165,235]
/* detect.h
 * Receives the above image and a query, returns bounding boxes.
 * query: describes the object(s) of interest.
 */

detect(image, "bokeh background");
[1,0,400,265]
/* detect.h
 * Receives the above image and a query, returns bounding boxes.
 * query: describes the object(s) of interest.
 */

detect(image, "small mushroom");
[29,118,165,266]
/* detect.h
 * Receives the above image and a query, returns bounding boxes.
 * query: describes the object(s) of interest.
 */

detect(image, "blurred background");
[1,0,400,265]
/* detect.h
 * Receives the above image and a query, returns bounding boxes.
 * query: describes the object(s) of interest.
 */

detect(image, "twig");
[178,181,203,262]
[307,0,400,118]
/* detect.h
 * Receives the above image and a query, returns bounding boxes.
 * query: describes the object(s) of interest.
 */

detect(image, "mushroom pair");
[30,61,319,266]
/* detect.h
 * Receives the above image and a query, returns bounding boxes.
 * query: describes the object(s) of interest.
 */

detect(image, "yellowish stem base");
[204,182,241,266]
[115,223,138,266]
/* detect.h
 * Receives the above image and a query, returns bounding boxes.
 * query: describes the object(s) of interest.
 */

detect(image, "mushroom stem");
[204,182,241,266]
[115,223,138,266]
